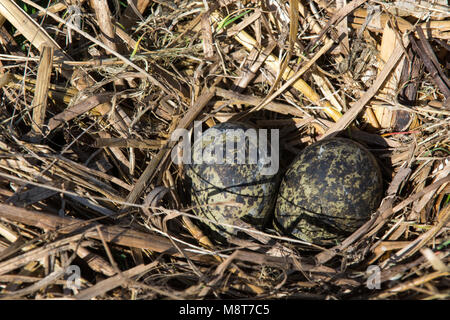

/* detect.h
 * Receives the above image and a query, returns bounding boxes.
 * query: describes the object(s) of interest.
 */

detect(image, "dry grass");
[0,0,448,300]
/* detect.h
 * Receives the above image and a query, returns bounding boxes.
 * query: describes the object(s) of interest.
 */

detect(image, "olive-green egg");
[274,138,383,246]
[184,122,279,240]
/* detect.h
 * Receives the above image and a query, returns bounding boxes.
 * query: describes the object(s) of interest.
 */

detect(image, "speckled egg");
[184,122,279,240]
[274,137,383,246]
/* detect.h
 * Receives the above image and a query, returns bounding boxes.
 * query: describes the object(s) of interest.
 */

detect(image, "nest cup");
[274,137,383,246]
[184,122,280,241]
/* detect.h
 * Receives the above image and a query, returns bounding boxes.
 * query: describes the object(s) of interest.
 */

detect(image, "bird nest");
[0,0,448,300]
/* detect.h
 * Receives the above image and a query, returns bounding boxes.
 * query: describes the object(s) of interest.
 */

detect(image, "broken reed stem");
[0,0,63,55]
[30,45,54,137]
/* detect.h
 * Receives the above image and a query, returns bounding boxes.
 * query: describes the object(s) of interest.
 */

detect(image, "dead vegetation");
[0,0,448,300]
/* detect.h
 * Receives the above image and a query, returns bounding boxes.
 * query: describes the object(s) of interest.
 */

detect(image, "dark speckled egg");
[185,122,279,240]
[274,138,383,246]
